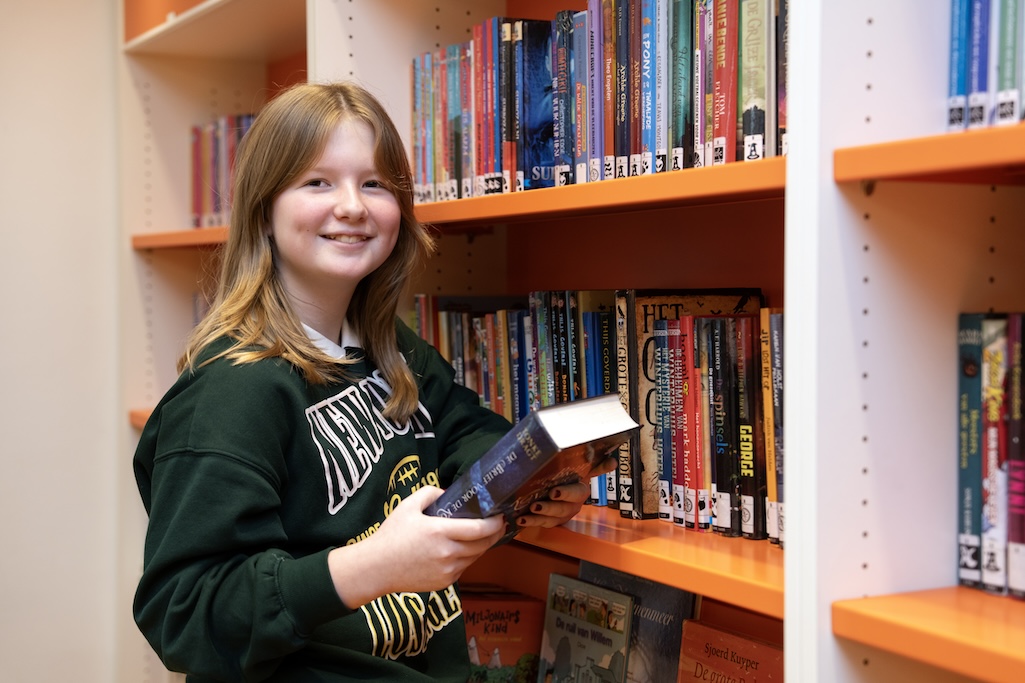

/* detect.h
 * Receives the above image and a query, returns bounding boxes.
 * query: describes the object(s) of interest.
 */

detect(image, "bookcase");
[117,1,1025,682]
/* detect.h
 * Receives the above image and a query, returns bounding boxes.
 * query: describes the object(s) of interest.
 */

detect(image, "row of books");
[947,0,1025,129]
[412,289,786,548]
[189,113,254,228]
[957,312,1025,600]
[411,0,789,204]
[462,562,781,683]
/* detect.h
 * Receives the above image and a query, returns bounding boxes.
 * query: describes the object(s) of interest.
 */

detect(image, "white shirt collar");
[303,321,361,359]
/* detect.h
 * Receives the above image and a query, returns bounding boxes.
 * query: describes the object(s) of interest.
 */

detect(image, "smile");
[323,235,368,243]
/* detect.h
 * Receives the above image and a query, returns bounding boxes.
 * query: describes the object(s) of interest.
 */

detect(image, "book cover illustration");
[577,561,697,683]
[425,393,639,541]
[462,585,544,682]
[677,619,783,682]
[537,574,634,683]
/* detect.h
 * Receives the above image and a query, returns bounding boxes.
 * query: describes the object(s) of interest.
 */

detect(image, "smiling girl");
[132,82,601,682]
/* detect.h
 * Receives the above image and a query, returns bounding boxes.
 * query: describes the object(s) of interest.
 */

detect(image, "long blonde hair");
[180,82,436,421]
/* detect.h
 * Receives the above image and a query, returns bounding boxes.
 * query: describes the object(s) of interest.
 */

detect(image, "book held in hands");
[425,393,639,536]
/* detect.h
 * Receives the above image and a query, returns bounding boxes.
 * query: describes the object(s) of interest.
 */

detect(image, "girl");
[133,82,604,682]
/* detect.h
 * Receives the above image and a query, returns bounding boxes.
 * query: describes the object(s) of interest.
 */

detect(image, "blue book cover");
[577,561,697,683]
[572,10,590,184]
[654,319,674,522]
[968,0,993,128]
[640,0,656,175]
[520,19,555,190]
[948,0,972,130]
[424,394,638,544]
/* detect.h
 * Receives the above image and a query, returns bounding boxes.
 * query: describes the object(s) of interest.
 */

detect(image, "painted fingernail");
[532,503,543,513]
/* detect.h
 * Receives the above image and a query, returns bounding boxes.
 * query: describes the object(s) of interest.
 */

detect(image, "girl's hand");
[515,456,618,529]
[328,485,505,609]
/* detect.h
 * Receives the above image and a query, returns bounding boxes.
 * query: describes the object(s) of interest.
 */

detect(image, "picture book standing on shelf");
[537,574,634,683]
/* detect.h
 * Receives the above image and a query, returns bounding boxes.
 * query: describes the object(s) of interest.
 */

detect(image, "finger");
[547,482,591,504]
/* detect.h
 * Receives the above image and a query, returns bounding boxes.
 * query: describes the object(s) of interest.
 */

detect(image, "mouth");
[323,234,369,244]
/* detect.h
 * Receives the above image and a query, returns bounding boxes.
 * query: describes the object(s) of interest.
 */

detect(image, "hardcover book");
[677,619,783,682]
[424,393,638,542]
[577,562,697,683]
[537,574,634,683]
[958,312,985,588]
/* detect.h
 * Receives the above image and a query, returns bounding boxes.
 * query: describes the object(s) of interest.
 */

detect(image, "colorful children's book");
[461,584,544,681]
[537,574,634,683]
[577,562,697,683]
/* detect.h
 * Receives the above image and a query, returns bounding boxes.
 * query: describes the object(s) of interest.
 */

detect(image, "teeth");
[325,235,367,243]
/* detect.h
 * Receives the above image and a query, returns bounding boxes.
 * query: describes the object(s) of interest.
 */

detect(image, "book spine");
[602,0,617,179]
[712,0,739,164]
[695,316,712,529]
[949,0,972,130]
[448,44,462,200]
[995,0,1022,125]
[460,42,476,199]
[958,313,985,588]
[513,21,525,192]
[491,16,505,192]
[523,312,540,414]
[600,309,619,508]
[982,314,1009,594]
[670,0,694,170]
[472,27,484,196]
[679,315,698,528]
[573,11,590,185]
[739,0,776,161]
[521,20,556,190]
[760,307,779,543]
[710,317,742,536]
[412,56,422,203]
[777,0,788,154]
[1007,313,1025,598]
[655,0,670,173]
[615,290,634,515]
[968,0,993,128]
[614,0,631,178]
[655,319,675,521]
[693,0,707,168]
[587,0,604,182]
[500,20,515,193]
[495,310,513,422]
[640,0,656,176]
[769,310,784,546]
[508,310,523,422]
[554,11,575,186]
[566,291,584,402]
[668,318,689,526]
[629,0,644,176]
[736,315,767,539]
[552,290,571,404]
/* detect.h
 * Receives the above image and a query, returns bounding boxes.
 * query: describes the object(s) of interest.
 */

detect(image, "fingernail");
[532,503,543,513]
[551,489,562,500]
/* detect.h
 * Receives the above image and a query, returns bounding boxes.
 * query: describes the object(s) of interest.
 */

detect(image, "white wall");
[0,1,120,680]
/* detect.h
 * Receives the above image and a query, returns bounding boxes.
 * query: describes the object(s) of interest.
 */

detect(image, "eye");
[304,178,328,188]
[363,179,388,190]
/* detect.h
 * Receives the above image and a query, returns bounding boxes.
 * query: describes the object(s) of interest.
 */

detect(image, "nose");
[332,184,368,221]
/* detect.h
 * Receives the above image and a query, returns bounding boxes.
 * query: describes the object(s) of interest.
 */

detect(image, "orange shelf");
[129,408,152,430]
[832,587,1025,683]
[517,505,784,619]
[123,0,305,62]
[132,226,228,250]
[415,157,785,229]
[834,124,1025,186]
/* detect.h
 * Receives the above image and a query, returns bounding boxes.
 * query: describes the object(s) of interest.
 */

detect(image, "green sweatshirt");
[133,320,513,682]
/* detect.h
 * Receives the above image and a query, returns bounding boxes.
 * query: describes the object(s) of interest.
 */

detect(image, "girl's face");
[269,118,400,320]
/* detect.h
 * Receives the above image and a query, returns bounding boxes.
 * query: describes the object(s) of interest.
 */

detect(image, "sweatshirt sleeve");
[133,361,349,681]
[395,320,514,486]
